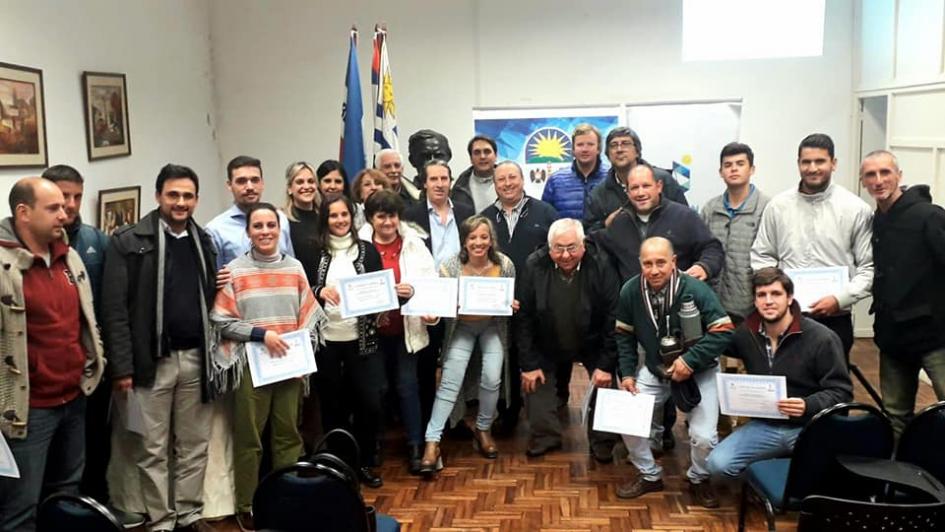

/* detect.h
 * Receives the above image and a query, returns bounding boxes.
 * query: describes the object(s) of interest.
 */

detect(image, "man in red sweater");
[0,177,104,532]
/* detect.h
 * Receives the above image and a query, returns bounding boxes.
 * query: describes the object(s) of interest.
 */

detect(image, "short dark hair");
[8,179,38,213]
[42,164,83,185]
[720,142,754,166]
[364,189,405,219]
[798,133,835,159]
[418,158,452,186]
[315,159,351,198]
[752,267,794,296]
[227,155,262,181]
[466,135,497,156]
[245,202,280,230]
[156,164,200,194]
[605,127,642,156]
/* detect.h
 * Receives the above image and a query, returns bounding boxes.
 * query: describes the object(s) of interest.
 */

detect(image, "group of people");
[1,123,943,532]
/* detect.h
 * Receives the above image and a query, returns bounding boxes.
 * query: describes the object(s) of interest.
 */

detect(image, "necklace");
[464,260,494,276]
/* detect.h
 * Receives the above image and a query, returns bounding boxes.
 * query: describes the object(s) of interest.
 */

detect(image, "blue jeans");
[425,320,504,442]
[0,395,87,532]
[622,365,719,483]
[380,334,423,445]
[880,346,945,435]
[706,419,802,478]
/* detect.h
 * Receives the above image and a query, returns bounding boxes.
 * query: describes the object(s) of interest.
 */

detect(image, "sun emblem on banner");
[382,73,396,116]
[526,127,572,164]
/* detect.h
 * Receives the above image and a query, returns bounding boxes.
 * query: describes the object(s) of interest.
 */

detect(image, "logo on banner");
[525,127,572,184]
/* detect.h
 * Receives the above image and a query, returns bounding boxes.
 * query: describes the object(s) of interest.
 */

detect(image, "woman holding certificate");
[210,203,327,529]
[311,194,387,488]
[419,215,517,476]
[358,190,437,475]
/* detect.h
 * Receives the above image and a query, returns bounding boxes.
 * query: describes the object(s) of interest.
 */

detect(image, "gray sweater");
[701,187,769,319]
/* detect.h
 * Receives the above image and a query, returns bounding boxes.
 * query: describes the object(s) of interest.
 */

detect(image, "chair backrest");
[253,461,371,532]
[897,401,945,485]
[784,402,895,504]
[313,428,362,472]
[37,494,122,532]
[798,494,945,532]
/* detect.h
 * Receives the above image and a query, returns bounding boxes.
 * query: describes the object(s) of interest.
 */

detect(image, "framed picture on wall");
[0,61,48,168]
[82,71,131,161]
[98,186,140,236]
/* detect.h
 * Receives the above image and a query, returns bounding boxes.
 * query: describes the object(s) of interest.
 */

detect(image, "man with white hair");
[375,148,420,206]
[516,218,621,459]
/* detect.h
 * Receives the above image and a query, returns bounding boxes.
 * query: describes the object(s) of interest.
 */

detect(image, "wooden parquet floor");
[359,340,938,532]
[199,340,937,531]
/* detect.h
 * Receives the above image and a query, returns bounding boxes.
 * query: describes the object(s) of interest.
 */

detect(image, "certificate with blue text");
[783,266,848,311]
[717,373,788,420]
[247,329,317,388]
[458,276,515,316]
[401,277,458,318]
[337,269,399,319]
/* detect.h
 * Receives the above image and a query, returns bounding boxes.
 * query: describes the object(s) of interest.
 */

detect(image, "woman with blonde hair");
[419,215,518,476]
[283,161,321,286]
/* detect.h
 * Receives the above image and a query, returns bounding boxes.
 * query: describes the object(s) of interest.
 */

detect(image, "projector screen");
[682,0,825,61]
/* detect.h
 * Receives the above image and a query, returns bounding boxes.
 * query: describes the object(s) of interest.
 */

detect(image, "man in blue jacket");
[542,124,608,219]
[42,165,115,510]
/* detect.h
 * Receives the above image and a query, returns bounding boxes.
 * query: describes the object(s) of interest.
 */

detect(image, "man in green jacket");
[614,237,734,508]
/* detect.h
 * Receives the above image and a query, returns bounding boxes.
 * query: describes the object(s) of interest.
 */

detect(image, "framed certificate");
[246,329,318,388]
[784,266,848,310]
[458,276,515,316]
[337,269,399,319]
[401,277,458,318]
[717,373,788,420]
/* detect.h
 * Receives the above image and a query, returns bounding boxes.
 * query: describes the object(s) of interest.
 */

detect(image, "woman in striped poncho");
[210,202,327,530]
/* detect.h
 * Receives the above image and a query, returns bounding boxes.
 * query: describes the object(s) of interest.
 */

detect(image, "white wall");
[0,0,224,224]
[210,0,856,204]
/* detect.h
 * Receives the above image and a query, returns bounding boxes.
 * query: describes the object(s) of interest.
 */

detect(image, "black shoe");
[616,477,664,499]
[689,479,720,508]
[359,466,383,488]
[526,440,562,457]
[492,415,519,437]
[407,444,423,475]
[445,421,474,440]
[590,444,614,464]
[556,395,569,410]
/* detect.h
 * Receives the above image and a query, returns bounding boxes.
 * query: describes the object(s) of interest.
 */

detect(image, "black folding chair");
[897,401,945,485]
[798,494,945,532]
[37,493,122,532]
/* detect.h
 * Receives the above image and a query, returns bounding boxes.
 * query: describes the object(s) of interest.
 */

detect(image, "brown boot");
[616,476,664,499]
[473,428,498,458]
[419,441,442,477]
[689,479,720,508]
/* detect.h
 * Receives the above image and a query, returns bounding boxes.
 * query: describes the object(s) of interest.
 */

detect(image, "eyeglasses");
[608,140,635,150]
[551,244,580,254]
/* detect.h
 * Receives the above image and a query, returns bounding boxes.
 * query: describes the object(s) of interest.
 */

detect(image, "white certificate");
[337,269,399,319]
[581,385,596,426]
[784,266,848,311]
[401,277,458,318]
[717,373,788,420]
[458,276,514,316]
[247,329,318,388]
[0,433,19,479]
[113,388,146,436]
[592,388,656,438]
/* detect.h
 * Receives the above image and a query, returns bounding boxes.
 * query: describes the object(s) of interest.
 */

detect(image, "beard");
[760,308,788,324]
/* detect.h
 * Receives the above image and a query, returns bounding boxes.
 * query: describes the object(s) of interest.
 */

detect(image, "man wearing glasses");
[584,127,688,231]
[515,218,621,459]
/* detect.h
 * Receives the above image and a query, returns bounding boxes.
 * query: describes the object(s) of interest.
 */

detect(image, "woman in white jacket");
[358,190,437,475]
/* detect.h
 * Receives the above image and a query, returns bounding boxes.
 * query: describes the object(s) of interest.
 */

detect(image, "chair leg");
[737,483,748,532]
[763,498,777,532]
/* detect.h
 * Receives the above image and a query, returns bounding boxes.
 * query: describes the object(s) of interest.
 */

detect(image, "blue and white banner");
[472,107,621,198]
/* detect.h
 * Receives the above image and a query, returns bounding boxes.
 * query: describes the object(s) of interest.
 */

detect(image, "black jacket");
[730,303,853,425]
[403,200,476,254]
[480,196,559,277]
[102,210,218,391]
[583,162,688,231]
[313,239,383,356]
[590,199,724,283]
[452,166,485,210]
[871,185,945,357]
[515,242,620,373]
